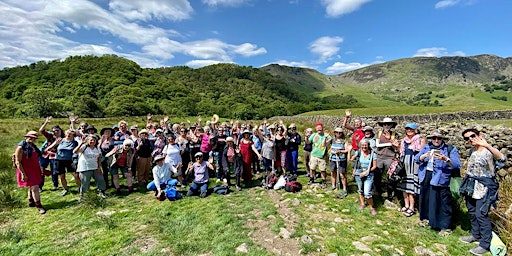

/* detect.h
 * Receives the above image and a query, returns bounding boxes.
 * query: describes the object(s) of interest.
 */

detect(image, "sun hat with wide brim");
[24,131,39,139]
[139,129,149,135]
[377,117,397,127]
[194,152,203,158]
[85,125,98,133]
[100,127,114,136]
[242,129,252,135]
[362,126,374,132]
[226,136,234,142]
[153,154,165,163]
[427,129,448,140]
[334,127,343,133]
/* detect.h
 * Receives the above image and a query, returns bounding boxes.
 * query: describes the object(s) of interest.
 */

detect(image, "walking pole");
[335,153,341,198]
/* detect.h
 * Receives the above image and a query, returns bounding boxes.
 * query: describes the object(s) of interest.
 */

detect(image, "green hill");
[1,54,511,119]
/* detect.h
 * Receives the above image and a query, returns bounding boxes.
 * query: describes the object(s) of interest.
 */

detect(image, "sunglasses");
[464,134,477,141]
[431,136,443,141]
[180,130,186,132]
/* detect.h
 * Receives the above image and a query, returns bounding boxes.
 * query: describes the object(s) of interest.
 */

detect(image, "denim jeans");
[188,182,208,197]
[355,171,374,198]
[286,150,299,174]
[146,181,166,192]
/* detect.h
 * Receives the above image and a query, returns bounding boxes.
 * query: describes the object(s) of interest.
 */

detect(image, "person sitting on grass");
[186,152,214,198]
[147,154,173,200]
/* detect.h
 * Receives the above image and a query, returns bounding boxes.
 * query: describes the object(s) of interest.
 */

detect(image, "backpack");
[264,172,278,189]
[213,185,229,195]
[164,186,182,201]
[284,173,297,182]
[387,157,405,182]
[284,180,302,193]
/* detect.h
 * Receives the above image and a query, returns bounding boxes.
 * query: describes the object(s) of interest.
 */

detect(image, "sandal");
[438,229,452,237]
[404,208,415,217]
[399,207,408,212]
[418,219,429,228]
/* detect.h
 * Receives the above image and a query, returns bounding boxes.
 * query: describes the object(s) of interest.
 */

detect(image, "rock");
[292,198,301,206]
[376,220,384,226]
[334,217,343,223]
[329,227,336,232]
[308,204,316,210]
[383,199,398,209]
[342,209,350,213]
[316,194,325,198]
[235,243,249,253]
[382,230,389,236]
[279,228,292,239]
[326,253,338,256]
[395,248,405,255]
[96,210,116,216]
[352,241,372,252]
[361,235,379,242]
[301,235,313,244]
[378,244,394,250]
[311,228,319,233]
[433,243,447,251]
[267,215,276,219]
[413,246,435,256]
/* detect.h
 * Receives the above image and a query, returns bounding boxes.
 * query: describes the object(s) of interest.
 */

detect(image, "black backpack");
[264,172,278,189]
[213,185,229,195]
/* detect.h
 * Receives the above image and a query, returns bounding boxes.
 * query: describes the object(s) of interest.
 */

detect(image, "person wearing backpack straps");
[396,123,426,217]
[328,127,351,197]
[352,139,378,215]
[342,109,365,152]
[375,117,400,201]
[415,129,461,237]
[308,122,332,188]
[458,128,506,256]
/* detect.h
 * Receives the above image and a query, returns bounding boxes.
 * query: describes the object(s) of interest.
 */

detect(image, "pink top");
[200,133,213,153]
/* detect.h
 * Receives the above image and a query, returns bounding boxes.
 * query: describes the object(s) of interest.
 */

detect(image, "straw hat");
[377,117,397,127]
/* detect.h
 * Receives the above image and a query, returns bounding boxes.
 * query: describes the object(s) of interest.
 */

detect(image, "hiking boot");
[35,201,46,214]
[469,246,489,256]
[60,189,68,196]
[459,235,478,244]
[115,188,122,196]
[321,181,327,189]
[308,179,314,185]
[341,190,348,198]
[128,186,134,194]
[98,191,107,199]
[200,191,207,198]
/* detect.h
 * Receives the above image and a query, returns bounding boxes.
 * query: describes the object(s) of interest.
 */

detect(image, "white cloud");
[109,0,193,21]
[326,62,369,74]
[413,47,466,57]
[202,0,249,7]
[186,59,229,68]
[309,36,344,63]
[321,0,372,17]
[0,0,266,69]
[435,0,460,9]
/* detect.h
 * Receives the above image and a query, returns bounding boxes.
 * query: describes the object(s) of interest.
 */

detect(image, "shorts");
[275,150,286,167]
[55,159,75,175]
[329,160,347,174]
[309,156,327,172]
[110,164,129,175]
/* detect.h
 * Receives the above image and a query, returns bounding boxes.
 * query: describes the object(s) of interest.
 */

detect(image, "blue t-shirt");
[354,151,377,175]
[56,140,78,160]
[329,140,347,161]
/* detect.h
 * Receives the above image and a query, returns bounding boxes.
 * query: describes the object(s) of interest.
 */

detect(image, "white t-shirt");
[163,144,182,166]
[76,146,101,172]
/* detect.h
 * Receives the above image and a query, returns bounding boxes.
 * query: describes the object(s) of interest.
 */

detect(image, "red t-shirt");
[116,151,128,167]
[351,129,364,150]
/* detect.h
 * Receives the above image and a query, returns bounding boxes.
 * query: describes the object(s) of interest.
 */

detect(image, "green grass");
[0,117,510,255]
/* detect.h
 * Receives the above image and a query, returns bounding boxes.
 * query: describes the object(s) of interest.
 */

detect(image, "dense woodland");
[0,55,360,119]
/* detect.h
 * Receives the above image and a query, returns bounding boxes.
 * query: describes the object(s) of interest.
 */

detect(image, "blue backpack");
[164,179,182,201]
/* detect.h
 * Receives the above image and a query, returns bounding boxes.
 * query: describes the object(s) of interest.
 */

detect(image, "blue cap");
[265,131,271,135]
[112,124,119,129]
[405,123,418,130]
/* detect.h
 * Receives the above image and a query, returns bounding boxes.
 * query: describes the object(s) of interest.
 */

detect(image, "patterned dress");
[397,141,420,194]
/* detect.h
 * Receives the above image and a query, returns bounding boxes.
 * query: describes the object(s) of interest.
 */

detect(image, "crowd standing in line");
[15,112,507,255]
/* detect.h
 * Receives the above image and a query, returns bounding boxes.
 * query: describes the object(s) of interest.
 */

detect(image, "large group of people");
[13,112,506,256]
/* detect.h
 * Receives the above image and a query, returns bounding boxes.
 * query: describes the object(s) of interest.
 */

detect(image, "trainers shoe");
[321,181,327,189]
[222,178,228,184]
[51,186,59,191]
[236,186,242,192]
[469,246,489,256]
[459,235,479,244]
[370,208,377,216]
[98,191,107,199]
[78,196,84,203]
[39,188,43,193]
[37,207,46,214]
[341,190,348,198]
[330,186,336,190]
[439,229,452,237]
[358,204,366,210]
[308,179,314,185]
[60,189,68,196]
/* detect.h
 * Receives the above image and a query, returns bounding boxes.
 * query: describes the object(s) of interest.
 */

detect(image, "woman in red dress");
[15,131,45,214]
[239,129,262,185]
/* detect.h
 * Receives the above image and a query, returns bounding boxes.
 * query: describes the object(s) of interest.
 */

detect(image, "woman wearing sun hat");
[397,123,426,217]
[14,131,45,214]
[415,129,461,236]
[375,117,400,201]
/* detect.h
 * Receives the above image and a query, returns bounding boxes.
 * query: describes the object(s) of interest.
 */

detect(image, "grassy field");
[0,117,509,255]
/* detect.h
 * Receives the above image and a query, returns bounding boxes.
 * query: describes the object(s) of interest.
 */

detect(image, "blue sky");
[0,0,511,74]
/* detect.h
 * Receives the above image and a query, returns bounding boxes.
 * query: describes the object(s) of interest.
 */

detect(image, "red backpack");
[284,180,302,193]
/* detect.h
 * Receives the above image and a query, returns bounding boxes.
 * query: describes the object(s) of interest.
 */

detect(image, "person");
[261,131,275,174]
[251,126,263,174]
[361,126,376,151]
[329,127,351,197]
[151,129,166,158]
[136,129,153,189]
[147,155,173,200]
[274,125,288,174]
[458,128,506,255]
[352,139,378,216]
[239,129,263,185]
[286,123,301,175]
[48,129,79,196]
[106,139,135,195]
[14,131,45,214]
[222,136,244,189]
[113,120,131,145]
[415,129,461,236]
[397,123,426,217]
[99,127,115,188]
[375,117,400,201]
[39,116,62,191]
[186,152,214,198]
[342,109,365,151]
[162,134,185,185]
[303,128,313,177]
[308,122,332,188]
[73,135,107,202]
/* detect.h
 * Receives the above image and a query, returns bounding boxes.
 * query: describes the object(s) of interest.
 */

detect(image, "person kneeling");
[147,154,175,200]
[186,152,214,198]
